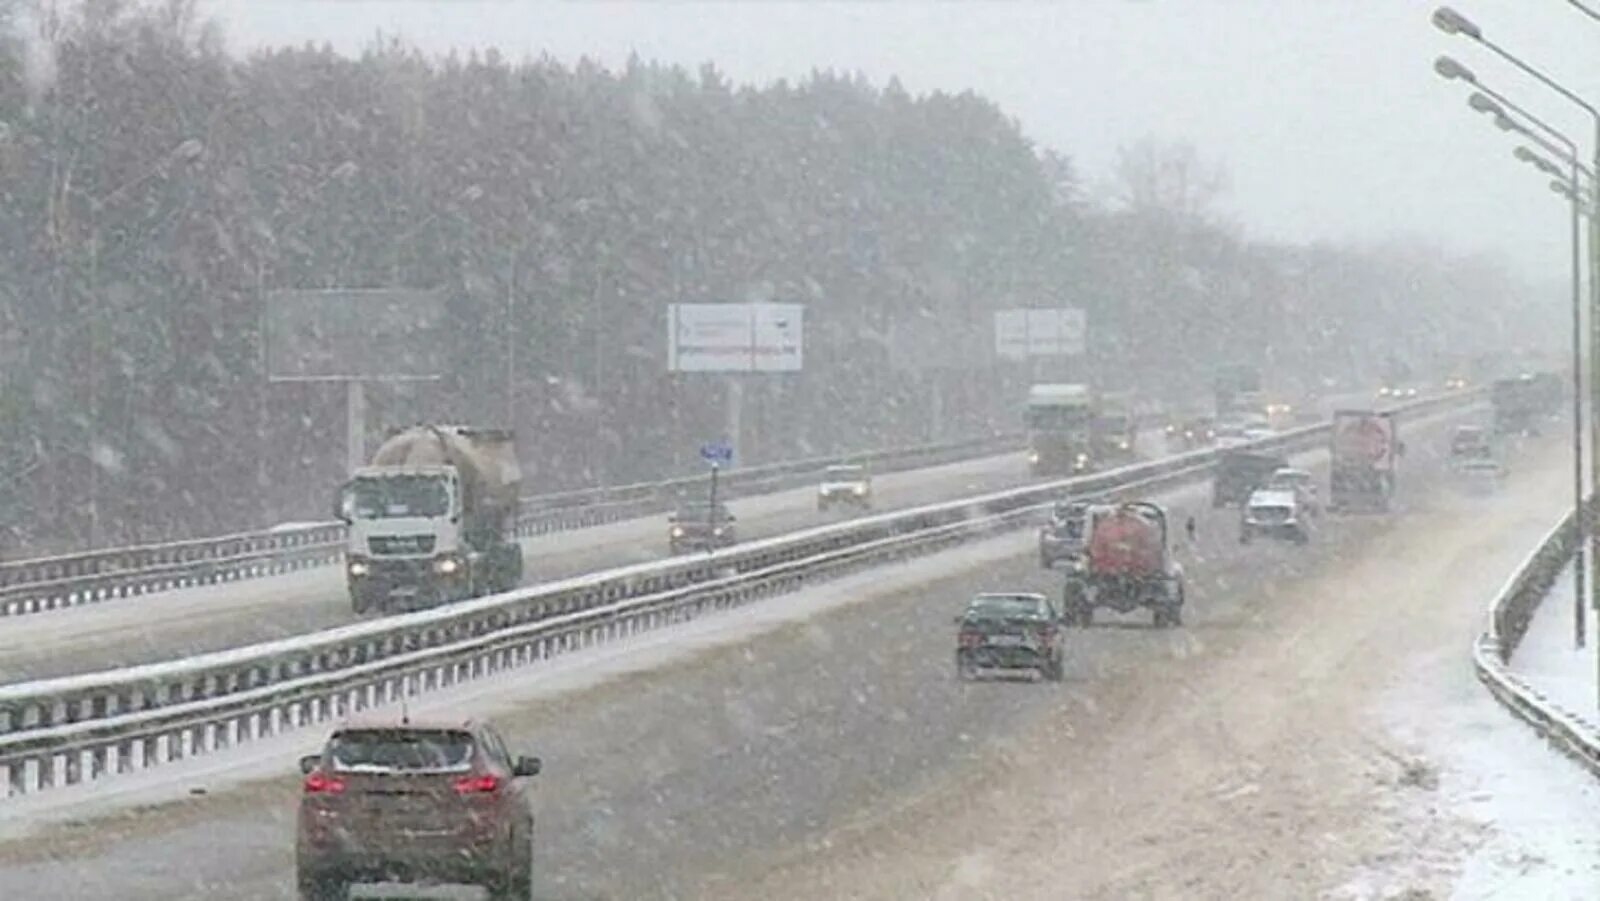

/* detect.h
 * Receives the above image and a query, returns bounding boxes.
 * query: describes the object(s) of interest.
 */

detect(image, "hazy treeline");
[0,1,1545,552]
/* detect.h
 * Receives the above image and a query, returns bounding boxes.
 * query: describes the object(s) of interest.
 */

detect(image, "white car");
[1265,467,1320,517]
[1240,488,1310,545]
[818,464,872,511]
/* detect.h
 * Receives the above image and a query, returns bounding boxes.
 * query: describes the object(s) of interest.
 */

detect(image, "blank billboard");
[265,289,446,381]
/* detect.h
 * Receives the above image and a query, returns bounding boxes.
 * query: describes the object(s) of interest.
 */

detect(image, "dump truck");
[1329,409,1398,513]
[1060,501,1186,628]
[335,426,524,614]
[1025,383,1095,476]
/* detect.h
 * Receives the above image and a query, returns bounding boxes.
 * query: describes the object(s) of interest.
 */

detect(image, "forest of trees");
[0,1,1551,553]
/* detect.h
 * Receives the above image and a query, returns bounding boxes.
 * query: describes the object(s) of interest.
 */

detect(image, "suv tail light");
[303,771,347,795]
[453,773,502,795]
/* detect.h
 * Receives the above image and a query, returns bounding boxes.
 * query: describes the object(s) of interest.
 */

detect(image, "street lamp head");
[1432,6,1483,40]
[1514,146,1538,163]
[1466,92,1502,116]
[1493,113,1523,134]
[1434,55,1476,84]
[1551,179,1575,198]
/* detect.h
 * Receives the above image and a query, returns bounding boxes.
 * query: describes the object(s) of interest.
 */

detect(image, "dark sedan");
[668,500,738,553]
[955,592,1065,681]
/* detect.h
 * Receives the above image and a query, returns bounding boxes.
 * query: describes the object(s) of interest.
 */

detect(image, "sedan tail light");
[453,773,502,796]
[303,771,347,795]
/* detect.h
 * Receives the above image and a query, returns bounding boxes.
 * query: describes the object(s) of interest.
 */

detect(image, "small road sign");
[699,441,734,465]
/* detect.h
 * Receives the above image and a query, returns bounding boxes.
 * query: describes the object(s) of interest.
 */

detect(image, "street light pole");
[1435,3,1600,692]
[1437,53,1592,646]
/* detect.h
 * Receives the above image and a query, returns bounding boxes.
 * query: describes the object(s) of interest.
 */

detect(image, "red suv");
[296,716,540,900]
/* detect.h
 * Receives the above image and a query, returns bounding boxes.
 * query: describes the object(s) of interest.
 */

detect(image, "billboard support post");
[346,381,366,477]
[726,380,743,470]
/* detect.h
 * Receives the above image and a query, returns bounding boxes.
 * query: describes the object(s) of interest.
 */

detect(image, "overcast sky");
[202,1,1600,283]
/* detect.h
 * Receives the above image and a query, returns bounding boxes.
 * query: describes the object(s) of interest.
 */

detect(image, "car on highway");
[817,463,872,511]
[668,500,737,553]
[1450,425,1493,461]
[1214,422,1250,448]
[296,717,540,901]
[1457,457,1508,492]
[1239,488,1310,545]
[1265,467,1321,517]
[1164,415,1216,451]
[954,592,1065,681]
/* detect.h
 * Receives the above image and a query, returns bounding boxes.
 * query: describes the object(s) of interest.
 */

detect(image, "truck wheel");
[1045,652,1065,682]
[350,592,370,616]
[1239,531,1252,545]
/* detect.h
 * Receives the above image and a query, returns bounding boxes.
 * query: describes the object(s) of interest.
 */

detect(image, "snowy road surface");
[0,407,1569,899]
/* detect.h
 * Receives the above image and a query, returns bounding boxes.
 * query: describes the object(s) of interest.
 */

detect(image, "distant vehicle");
[1240,488,1310,545]
[1060,501,1186,628]
[1329,409,1400,513]
[1092,393,1139,463]
[1213,449,1289,508]
[1376,384,1419,401]
[1165,416,1216,451]
[1214,364,1263,418]
[668,500,737,553]
[1492,375,1542,436]
[1450,425,1493,461]
[1444,376,1469,391]
[817,464,872,511]
[1265,467,1321,517]
[296,717,540,901]
[1214,422,1250,448]
[1458,457,1508,491]
[954,592,1065,681]
[1242,424,1275,442]
[1038,500,1107,569]
[1026,383,1094,476]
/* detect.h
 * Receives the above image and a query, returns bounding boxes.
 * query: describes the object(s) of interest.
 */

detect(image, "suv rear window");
[966,596,1047,620]
[327,729,476,773]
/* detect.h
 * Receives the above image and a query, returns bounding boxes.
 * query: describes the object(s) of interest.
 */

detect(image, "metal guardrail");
[1473,504,1600,779]
[0,391,1478,799]
[0,432,1019,618]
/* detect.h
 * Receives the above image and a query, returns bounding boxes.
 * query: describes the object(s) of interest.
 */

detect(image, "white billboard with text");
[668,303,804,372]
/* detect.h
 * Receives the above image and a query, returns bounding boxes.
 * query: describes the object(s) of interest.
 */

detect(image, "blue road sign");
[699,441,734,465]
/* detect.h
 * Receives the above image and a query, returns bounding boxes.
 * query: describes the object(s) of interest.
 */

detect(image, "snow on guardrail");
[1473,502,1600,780]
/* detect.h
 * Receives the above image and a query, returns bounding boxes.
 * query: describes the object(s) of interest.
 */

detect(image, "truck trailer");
[1328,409,1398,513]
